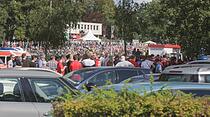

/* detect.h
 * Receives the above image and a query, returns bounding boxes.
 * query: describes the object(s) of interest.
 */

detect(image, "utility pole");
[122,0,127,56]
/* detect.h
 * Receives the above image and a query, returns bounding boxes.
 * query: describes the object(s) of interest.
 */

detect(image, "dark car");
[120,73,160,84]
[107,82,210,97]
[63,67,151,90]
[0,68,76,117]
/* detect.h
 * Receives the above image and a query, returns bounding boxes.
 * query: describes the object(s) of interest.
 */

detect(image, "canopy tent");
[144,41,157,44]
[80,31,101,41]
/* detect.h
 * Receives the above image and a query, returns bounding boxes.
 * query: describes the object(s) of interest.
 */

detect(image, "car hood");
[106,82,210,93]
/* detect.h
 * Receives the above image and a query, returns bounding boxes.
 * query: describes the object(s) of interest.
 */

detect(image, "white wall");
[70,22,102,36]
[149,48,175,56]
[148,48,164,56]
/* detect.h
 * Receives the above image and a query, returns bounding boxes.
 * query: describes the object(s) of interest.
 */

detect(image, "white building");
[69,22,103,36]
[148,44,181,56]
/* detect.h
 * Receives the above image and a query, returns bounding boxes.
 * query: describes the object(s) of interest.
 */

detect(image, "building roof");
[148,44,181,49]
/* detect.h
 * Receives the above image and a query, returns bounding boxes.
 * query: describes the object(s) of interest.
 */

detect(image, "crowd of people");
[5,42,185,76]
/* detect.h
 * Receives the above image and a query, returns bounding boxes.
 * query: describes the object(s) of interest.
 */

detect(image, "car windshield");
[63,69,96,86]
[159,74,198,82]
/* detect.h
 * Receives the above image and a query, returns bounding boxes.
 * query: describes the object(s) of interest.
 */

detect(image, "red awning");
[0,51,31,57]
[0,51,13,57]
[148,44,181,49]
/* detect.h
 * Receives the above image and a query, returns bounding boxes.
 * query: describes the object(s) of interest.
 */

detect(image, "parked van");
[159,66,210,83]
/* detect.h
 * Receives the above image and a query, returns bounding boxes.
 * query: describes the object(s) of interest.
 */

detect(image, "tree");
[115,0,139,55]
[157,0,210,56]
[82,0,116,39]
[135,0,210,56]
[0,2,8,42]
[28,0,85,48]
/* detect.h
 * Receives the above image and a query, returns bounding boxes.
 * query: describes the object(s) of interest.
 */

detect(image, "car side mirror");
[85,82,96,91]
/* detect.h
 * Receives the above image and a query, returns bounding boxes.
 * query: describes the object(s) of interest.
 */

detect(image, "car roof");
[0,67,62,78]
[109,82,210,92]
[72,67,150,73]
[187,60,210,64]
[163,65,210,74]
[165,64,210,70]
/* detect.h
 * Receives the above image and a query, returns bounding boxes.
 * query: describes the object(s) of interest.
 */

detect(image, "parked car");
[159,66,210,83]
[0,68,76,117]
[120,74,160,83]
[63,67,151,90]
[107,82,210,97]
[187,60,210,64]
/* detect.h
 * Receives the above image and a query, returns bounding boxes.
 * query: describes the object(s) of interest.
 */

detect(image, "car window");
[0,78,23,102]
[200,75,210,83]
[64,69,96,86]
[139,69,151,74]
[178,89,210,97]
[117,70,138,82]
[88,71,117,86]
[29,78,68,103]
[159,74,198,82]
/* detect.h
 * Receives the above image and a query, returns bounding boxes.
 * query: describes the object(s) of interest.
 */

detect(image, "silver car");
[160,66,210,83]
[0,68,76,117]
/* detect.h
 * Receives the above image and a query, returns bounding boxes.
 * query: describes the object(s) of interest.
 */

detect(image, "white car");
[0,68,77,117]
[160,66,210,83]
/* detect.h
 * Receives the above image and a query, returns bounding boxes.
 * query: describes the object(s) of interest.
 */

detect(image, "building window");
[87,25,89,29]
[81,24,83,29]
[90,25,93,30]
[93,25,96,30]
[84,25,86,29]
[77,24,80,29]
[96,26,99,30]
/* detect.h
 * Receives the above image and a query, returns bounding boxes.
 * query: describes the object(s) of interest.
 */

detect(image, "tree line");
[0,0,209,56]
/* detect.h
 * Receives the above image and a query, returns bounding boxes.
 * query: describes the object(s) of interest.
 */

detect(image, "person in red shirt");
[57,55,66,75]
[70,54,82,71]
[92,53,101,67]
[129,55,139,67]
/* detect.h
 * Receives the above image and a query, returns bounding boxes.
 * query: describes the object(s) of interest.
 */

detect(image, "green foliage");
[53,86,210,117]
[115,0,140,41]
[0,0,85,47]
[83,0,115,25]
[135,0,210,56]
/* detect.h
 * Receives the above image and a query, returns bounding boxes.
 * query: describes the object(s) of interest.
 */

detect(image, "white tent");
[144,41,157,44]
[81,31,101,41]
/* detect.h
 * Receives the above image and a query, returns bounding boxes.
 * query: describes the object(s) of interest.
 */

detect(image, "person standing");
[70,54,82,71]
[47,55,58,71]
[38,55,47,68]
[129,55,139,67]
[81,53,95,67]
[8,55,15,68]
[141,55,154,70]
[22,53,30,67]
[154,59,162,73]
[57,55,66,75]
[64,54,72,74]
[29,55,37,67]
[115,56,134,67]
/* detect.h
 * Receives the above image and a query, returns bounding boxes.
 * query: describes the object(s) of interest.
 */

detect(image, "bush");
[53,87,210,117]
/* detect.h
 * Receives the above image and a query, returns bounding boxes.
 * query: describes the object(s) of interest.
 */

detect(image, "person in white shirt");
[8,55,15,68]
[82,53,95,67]
[141,56,154,69]
[115,56,134,67]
